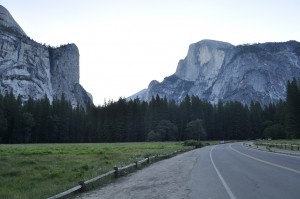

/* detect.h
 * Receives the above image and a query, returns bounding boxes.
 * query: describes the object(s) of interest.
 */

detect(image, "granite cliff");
[129,39,300,105]
[0,5,92,108]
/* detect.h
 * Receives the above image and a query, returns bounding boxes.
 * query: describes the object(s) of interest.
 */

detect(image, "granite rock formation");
[0,5,92,108]
[129,39,300,105]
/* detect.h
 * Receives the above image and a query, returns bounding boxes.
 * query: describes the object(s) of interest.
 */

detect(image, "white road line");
[230,144,300,175]
[210,146,237,199]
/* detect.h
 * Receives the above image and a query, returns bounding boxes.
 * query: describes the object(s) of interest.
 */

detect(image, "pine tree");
[179,95,191,140]
[286,79,300,138]
[0,94,7,143]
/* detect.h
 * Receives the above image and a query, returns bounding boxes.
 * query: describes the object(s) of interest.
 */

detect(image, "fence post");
[134,161,138,169]
[114,166,119,178]
[285,144,286,150]
[147,157,150,164]
[78,181,86,192]
[291,145,293,151]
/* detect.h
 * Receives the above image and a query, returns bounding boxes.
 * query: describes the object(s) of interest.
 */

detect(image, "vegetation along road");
[75,142,300,199]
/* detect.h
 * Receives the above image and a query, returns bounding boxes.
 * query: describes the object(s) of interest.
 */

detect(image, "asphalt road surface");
[75,143,300,199]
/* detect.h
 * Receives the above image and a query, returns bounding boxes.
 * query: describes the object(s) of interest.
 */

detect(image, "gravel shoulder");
[74,149,201,199]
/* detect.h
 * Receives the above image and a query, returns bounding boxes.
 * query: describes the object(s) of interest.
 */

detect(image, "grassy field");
[0,142,195,199]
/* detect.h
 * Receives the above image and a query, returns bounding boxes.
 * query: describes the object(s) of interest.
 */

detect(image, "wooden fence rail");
[255,142,300,151]
[47,150,183,199]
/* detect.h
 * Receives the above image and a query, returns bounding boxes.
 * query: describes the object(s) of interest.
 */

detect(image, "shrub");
[183,140,203,148]
[146,131,161,141]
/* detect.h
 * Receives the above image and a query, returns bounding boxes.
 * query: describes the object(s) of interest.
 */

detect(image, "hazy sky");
[1,0,300,105]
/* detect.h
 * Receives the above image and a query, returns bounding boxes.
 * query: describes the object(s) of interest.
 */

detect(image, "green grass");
[0,142,193,199]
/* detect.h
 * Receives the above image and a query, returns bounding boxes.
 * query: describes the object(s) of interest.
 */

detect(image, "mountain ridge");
[129,40,300,105]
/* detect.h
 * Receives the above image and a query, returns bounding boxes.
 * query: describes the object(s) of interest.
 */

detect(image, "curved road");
[75,143,300,199]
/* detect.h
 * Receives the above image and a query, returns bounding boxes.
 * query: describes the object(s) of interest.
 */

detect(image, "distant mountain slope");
[0,5,92,108]
[129,39,300,105]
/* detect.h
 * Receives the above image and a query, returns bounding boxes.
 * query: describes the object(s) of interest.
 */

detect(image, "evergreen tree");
[20,112,35,143]
[0,94,7,143]
[0,79,296,143]
[216,101,225,140]
[286,79,300,138]
[179,95,191,140]
[185,119,206,140]
[250,101,263,139]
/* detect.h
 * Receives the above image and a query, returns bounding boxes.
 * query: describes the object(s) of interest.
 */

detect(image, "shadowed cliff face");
[0,5,92,108]
[0,5,26,36]
[129,40,300,105]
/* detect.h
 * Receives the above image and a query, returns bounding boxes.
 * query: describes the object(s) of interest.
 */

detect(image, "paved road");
[75,143,300,199]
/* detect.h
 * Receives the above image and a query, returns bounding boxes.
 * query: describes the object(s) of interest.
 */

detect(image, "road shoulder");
[74,149,201,199]
[243,142,300,157]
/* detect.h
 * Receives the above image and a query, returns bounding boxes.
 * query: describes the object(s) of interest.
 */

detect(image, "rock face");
[0,5,92,108]
[129,39,300,105]
[0,5,26,36]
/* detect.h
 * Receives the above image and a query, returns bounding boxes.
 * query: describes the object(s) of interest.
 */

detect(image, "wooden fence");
[255,142,300,151]
[47,150,184,199]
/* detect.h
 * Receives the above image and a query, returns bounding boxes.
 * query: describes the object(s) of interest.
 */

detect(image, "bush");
[183,140,203,148]
[146,131,161,141]
[146,120,178,141]
[263,124,285,139]
[185,119,206,140]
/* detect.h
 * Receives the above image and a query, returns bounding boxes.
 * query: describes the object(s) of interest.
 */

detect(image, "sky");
[1,0,300,105]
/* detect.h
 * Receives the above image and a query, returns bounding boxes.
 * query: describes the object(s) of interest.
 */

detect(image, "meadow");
[0,142,194,199]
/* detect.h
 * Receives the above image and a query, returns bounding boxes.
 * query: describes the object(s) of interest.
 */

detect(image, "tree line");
[0,79,299,144]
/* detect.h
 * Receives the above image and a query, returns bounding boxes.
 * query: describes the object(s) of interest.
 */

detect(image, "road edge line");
[210,146,237,199]
[242,143,300,159]
[230,144,300,175]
